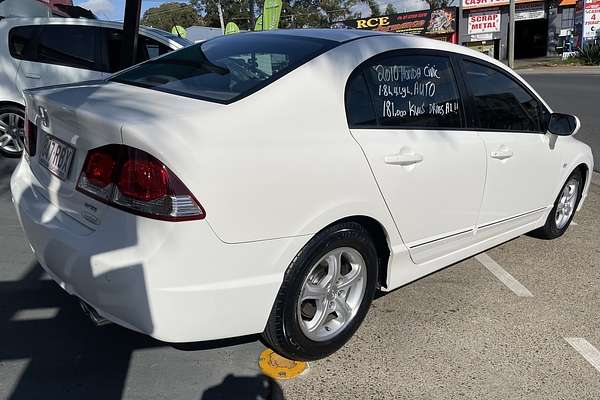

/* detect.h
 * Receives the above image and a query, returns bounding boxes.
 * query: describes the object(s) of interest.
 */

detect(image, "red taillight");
[77,145,205,221]
[85,150,117,188]
[117,158,169,202]
[24,120,37,156]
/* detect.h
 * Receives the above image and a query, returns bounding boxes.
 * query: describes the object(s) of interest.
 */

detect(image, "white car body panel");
[11,30,594,342]
[11,159,310,341]
[476,131,560,226]
[16,60,105,93]
[0,17,186,107]
[351,128,487,264]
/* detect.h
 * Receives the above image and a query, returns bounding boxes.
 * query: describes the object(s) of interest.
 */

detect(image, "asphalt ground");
[1,67,599,399]
[2,159,600,400]
[285,181,600,399]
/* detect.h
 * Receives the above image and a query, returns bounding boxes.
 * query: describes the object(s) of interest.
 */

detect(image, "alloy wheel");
[297,247,367,342]
[555,177,579,230]
[0,112,25,155]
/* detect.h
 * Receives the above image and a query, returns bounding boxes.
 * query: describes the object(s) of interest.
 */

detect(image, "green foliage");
[183,0,433,31]
[141,2,200,31]
[577,44,600,65]
[425,0,452,9]
[363,0,381,16]
[191,0,254,30]
[279,0,322,28]
[279,0,357,28]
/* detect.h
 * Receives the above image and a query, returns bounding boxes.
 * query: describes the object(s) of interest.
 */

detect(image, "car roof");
[246,29,501,66]
[0,17,189,47]
[2,16,123,27]
[253,28,387,42]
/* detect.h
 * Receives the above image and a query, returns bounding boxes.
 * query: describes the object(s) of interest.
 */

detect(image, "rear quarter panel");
[0,21,25,105]
[120,38,410,245]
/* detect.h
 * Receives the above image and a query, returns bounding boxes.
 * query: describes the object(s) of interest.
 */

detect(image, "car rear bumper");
[10,159,304,342]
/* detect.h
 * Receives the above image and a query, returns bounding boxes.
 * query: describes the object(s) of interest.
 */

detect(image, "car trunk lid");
[24,83,127,229]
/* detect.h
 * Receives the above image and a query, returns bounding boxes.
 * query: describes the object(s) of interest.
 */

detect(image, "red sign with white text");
[463,0,540,10]
[584,0,600,38]
[468,9,501,34]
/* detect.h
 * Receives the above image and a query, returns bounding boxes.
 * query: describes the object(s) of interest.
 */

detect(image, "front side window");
[111,33,337,103]
[102,29,173,73]
[348,54,462,129]
[463,60,545,132]
[9,26,38,60]
[143,37,171,60]
[36,25,98,70]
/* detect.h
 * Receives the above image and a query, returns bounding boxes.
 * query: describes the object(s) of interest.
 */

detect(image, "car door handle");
[384,152,424,166]
[490,149,514,160]
[24,73,41,79]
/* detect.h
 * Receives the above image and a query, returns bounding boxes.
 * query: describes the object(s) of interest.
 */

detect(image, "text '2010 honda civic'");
[11,29,593,361]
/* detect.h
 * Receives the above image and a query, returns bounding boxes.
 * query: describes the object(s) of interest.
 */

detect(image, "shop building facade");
[460,0,599,59]
[333,7,458,43]
[459,0,549,60]
[333,0,594,61]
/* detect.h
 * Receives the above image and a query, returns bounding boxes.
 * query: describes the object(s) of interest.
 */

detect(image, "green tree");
[347,0,381,17]
[280,0,322,28]
[188,0,359,30]
[384,3,396,14]
[425,0,451,9]
[319,0,355,24]
[191,0,254,30]
[141,2,200,31]
[272,0,355,29]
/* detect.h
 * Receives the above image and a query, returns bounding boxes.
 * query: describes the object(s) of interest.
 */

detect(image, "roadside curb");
[592,171,600,187]
[516,66,600,73]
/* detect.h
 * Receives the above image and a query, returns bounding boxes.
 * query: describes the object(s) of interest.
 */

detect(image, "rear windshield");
[111,33,337,104]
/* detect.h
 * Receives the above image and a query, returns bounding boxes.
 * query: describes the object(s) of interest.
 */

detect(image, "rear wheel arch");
[321,215,391,290]
[0,101,24,111]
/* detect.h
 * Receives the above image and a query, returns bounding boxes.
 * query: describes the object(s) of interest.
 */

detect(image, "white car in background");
[11,30,594,361]
[0,17,190,157]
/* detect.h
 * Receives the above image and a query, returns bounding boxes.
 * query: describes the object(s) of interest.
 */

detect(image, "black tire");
[262,222,378,361]
[0,104,25,158]
[530,169,583,240]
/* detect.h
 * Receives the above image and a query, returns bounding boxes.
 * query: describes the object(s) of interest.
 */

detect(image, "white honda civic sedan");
[11,29,594,360]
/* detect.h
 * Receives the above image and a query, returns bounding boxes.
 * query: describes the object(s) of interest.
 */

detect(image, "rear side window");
[101,28,173,73]
[347,54,462,129]
[463,60,545,132]
[9,26,38,59]
[345,73,377,127]
[36,25,99,70]
[111,33,337,104]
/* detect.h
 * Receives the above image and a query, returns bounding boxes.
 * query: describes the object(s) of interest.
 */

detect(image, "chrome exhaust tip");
[79,300,111,327]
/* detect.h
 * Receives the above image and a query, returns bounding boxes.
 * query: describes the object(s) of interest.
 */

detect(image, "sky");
[73,0,174,21]
[73,0,434,22]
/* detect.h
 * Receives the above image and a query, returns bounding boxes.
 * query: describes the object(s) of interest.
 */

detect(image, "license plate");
[39,134,75,180]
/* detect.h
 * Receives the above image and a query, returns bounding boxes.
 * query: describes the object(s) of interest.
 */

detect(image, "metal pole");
[217,1,225,34]
[508,0,515,68]
[120,0,142,70]
[249,0,256,29]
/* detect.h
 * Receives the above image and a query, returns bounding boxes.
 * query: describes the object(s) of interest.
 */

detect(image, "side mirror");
[547,113,580,136]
